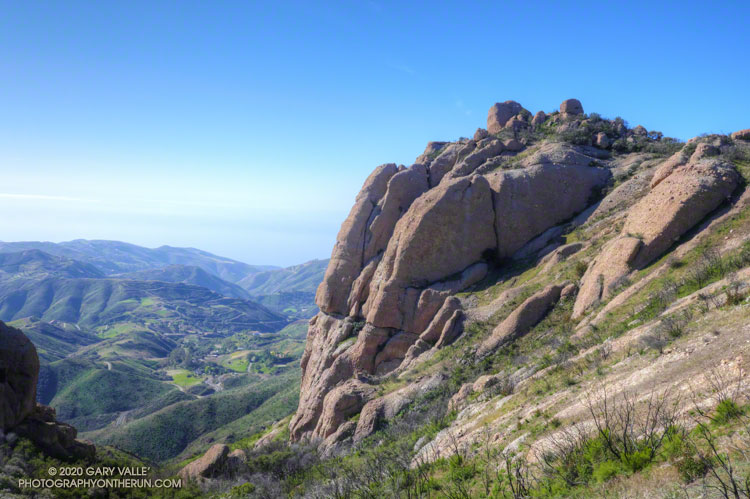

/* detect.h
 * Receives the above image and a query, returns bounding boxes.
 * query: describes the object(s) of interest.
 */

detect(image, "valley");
[0,241,324,464]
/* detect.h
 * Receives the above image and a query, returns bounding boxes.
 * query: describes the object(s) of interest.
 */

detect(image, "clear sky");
[1,1,749,266]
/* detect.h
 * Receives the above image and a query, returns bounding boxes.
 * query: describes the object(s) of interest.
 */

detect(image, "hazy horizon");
[3,2,749,266]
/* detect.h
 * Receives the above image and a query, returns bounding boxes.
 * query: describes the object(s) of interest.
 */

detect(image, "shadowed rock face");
[0,321,95,460]
[0,322,39,430]
[291,102,616,446]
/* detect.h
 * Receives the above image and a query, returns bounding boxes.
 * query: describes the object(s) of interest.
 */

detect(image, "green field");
[169,369,203,388]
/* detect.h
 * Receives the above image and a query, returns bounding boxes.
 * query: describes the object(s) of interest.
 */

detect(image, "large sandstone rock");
[364,175,496,330]
[478,284,565,356]
[560,98,584,116]
[487,101,523,134]
[731,129,750,141]
[531,111,547,126]
[353,374,444,443]
[290,315,357,441]
[573,159,739,318]
[179,444,231,482]
[312,379,375,440]
[15,405,95,461]
[0,322,39,430]
[487,157,610,258]
[415,142,448,165]
[363,165,429,264]
[316,164,399,315]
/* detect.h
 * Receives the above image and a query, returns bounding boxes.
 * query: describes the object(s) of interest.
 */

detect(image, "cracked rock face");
[291,103,616,446]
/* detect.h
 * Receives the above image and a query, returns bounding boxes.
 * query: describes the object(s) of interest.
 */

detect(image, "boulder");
[445,139,505,180]
[573,159,739,318]
[479,283,565,356]
[650,151,688,188]
[434,309,464,349]
[690,143,719,163]
[505,116,528,131]
[312,379,375,440]
[632,125,648,136]
[419,297,462,344]
[487,101,523,134]
[503,138,524,152]
[15,404,95,461]
[179,444,230,482]
[560,98,583,116]
[531,111,547,126]
[0,322,39,430]
[415,142,448,165]
[487,156,611,258]
[731,129,750,141]
[316,164,399,315]
[428,143,463,185]
[354,374,444,442]
[473,128,489,141]
[594,132,610,149]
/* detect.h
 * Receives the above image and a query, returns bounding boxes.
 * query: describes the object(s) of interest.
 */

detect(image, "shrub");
[714,399,743,424]
[592,460,622,483]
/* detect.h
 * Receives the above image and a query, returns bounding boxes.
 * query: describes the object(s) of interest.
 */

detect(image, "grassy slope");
[86,368,301,463]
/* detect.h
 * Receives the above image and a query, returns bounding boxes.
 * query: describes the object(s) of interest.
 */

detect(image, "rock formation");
[573,155,739,318]
[291,99,616,446]
[0,322,38,430]
[178,444,247,482]
[0,321,94,460]
[478,283,567,356]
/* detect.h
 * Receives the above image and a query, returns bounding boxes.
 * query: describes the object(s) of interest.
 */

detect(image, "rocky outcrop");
[0,321,94,460]
[0,322,39,430]
[291,99,617,445]
[14,405,95,461]
[560,98,584,116]
[487,101,523,134]
[478,283,566,356]
[731,129,750,141]
[574,158,739,318]
[316,163,399,315]
[179,444,231,482]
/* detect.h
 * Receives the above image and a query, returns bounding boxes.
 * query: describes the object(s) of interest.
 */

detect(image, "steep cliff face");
[291,99,619,445]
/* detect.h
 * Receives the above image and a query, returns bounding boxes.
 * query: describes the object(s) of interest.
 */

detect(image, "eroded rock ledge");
[291,99,616,448]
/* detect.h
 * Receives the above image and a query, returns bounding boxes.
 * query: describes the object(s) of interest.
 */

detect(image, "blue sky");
[1,1,749,266]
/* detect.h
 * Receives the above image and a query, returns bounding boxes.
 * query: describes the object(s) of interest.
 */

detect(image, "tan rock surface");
[478,283,565,356]
[179,444,230,481]
[316,163,399,315]
[487,101,523,134]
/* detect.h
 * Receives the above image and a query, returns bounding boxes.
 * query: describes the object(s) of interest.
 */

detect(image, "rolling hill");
[118,264,252,300]
[0,275,286,334]
[238,258,328,295]
[0,239,276,281]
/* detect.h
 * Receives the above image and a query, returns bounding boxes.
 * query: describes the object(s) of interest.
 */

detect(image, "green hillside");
[238,258,327,295]
[118,264,252,299]
[85,368,301,462]
[0,276,287,334]
[9,316,100,362]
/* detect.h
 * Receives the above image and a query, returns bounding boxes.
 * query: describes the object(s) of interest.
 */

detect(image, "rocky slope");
[289,97,748,455]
